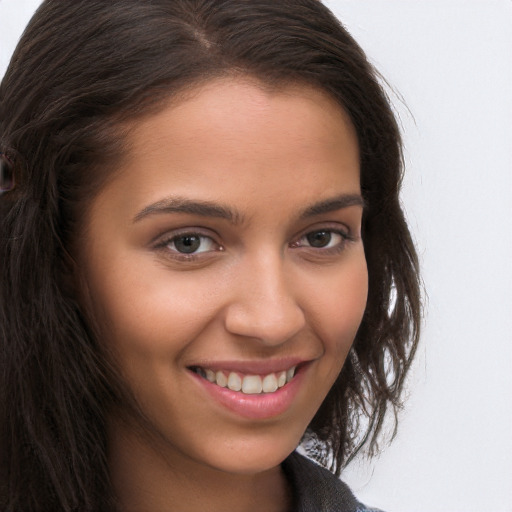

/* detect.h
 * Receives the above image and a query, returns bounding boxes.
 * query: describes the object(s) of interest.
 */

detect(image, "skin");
[79,78,368,512]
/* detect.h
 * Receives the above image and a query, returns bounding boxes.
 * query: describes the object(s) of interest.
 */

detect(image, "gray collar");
[282,452,380,512]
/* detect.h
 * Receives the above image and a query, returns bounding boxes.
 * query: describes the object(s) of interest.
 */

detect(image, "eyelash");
[153,227,354,262]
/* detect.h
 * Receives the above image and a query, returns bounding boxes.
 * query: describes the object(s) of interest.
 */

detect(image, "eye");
[157,232,219,255]
[305,230,337,248]
[170,233,216,254]
[292,228,351,252]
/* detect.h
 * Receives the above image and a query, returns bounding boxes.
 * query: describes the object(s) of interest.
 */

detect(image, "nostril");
[224,301,305,345]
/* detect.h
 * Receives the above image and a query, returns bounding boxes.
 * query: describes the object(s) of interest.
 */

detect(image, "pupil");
[175,235,201,253]
[307,231,331,248]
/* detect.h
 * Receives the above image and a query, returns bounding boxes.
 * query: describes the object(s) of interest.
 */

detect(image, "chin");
[178,424,305,476]
[204,441,298,476]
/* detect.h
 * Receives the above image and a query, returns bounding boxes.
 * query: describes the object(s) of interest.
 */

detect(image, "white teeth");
[242,375,263,394]
[215,371,227,387]
[197,365,298,394]
[262,373,278,393]
[227,372,242,391]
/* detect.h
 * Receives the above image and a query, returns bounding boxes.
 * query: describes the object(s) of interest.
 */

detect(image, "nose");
[223,253,306,346]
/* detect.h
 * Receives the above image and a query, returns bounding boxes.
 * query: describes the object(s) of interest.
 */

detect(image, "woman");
[0,1,420,510]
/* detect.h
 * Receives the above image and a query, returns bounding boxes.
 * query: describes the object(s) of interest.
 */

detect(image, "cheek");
[82,253,219,359]
[308,255,368,359]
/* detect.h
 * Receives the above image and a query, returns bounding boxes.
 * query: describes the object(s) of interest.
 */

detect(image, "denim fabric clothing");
[282,452,382,512]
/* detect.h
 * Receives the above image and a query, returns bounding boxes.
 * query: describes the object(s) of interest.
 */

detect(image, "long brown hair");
[0,0,421,510]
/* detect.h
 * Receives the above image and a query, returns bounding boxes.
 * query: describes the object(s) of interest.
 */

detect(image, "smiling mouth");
[190,366,297,395]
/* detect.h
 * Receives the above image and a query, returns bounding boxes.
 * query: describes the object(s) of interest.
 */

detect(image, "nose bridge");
[224,250,305,345]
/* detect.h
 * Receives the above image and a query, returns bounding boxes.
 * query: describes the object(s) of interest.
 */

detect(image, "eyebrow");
[133,197,243,224]
[133,193,364,224]
[299,194,365,219]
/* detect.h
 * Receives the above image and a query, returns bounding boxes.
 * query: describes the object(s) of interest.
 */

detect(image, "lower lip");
[189,366,308,420]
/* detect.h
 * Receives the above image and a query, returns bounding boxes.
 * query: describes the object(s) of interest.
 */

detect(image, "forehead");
[90,78,360,224]
[128,77,357,158]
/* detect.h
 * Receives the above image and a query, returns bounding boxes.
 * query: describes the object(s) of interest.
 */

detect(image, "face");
[79,78,367,475]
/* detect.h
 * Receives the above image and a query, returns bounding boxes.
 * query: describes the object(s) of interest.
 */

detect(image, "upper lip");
[187,357,312,375]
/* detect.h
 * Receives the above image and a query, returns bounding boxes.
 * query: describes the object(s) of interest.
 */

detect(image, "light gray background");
[1,1,511,511]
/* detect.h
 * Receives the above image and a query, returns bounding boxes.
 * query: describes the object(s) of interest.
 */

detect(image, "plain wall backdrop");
[1,1,511,511]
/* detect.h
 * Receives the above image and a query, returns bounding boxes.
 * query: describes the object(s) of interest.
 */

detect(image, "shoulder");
[282,451,384,512]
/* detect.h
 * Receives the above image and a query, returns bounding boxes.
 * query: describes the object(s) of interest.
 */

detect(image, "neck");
[108,419,292,512]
